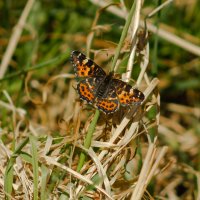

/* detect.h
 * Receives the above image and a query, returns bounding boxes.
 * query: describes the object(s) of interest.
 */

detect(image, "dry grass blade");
[131,137,156,200]
[144,21,200,56]
[124,0,143,82]
[167,103,200,118]
[131,138,168,200]
[40,155,114,200]
[147,0,173,18]
[90,0,200,56]
[2,0,198,199]
[0,0,35,79]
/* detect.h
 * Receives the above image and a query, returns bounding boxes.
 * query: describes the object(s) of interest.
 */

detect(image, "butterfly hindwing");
[111,79,145,105]
[77,79,95,104]
[96,85,120,114]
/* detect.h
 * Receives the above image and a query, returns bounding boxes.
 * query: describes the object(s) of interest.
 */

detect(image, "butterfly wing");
[77,77,119,114]
[111,79,144,106]
[77,79,95,104]
[77,76,105,104]
[71,51,106,78]
[96,84,120,114]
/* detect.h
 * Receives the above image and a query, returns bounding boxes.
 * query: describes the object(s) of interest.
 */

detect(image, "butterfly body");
[94,72,113,98]
[71,51,144,114]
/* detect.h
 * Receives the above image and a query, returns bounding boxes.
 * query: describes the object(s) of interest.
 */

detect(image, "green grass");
[0,0,200,199]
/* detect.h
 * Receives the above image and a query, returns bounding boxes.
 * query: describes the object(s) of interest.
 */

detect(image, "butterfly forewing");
[71,51,106,78]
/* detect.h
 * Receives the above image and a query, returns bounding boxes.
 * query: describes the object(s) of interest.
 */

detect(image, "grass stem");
[77,110,100,172]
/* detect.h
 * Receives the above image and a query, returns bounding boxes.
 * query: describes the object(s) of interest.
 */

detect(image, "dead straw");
[0,0,35,79]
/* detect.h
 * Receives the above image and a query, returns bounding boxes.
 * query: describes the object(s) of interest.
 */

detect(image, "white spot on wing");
[82,59,88,65]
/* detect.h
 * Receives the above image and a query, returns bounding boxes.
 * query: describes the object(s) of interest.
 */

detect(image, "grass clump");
[0,0,200,199]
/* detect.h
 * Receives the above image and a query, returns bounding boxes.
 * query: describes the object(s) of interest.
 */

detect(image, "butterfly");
[71,51,144,114]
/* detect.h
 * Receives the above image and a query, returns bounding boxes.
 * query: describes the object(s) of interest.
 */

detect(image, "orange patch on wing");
[78,82,95,102]
[117,89,144,105]
[96,99,119,114]
[117,91,133,105]
[76,64,91,77]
